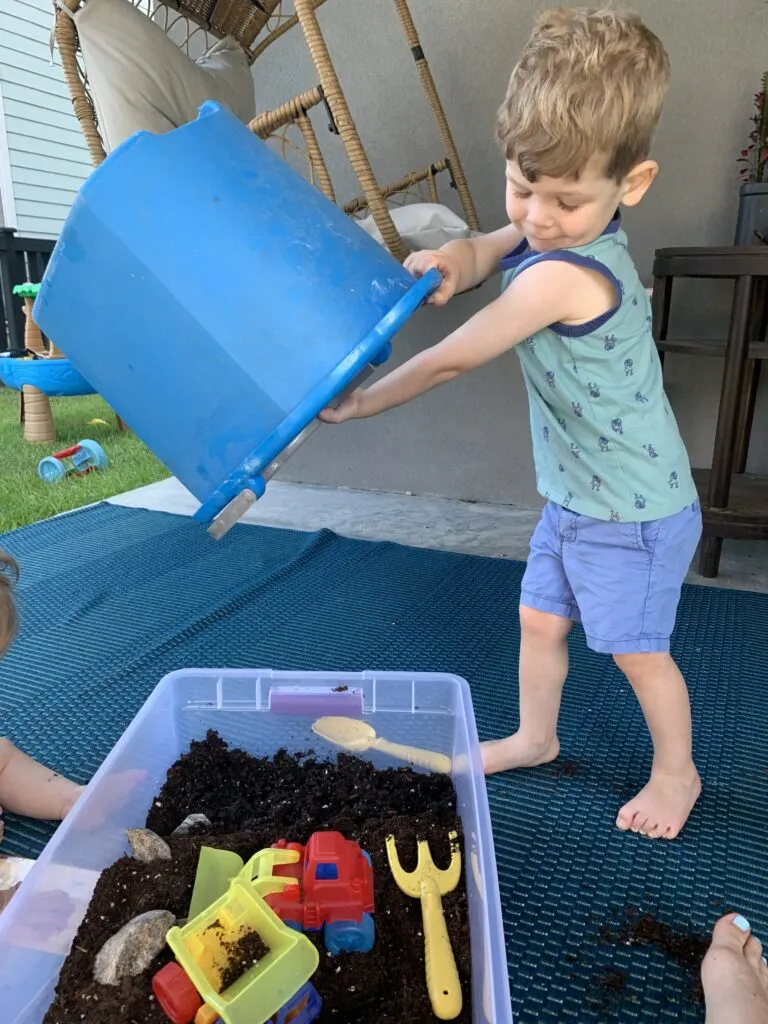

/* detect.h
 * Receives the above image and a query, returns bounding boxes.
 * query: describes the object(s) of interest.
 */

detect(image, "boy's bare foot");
[702,914,768,1024]
[481,733,560,775]
[616,765,701,839]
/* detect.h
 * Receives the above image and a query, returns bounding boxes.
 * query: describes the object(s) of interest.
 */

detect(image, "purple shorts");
[520,500,702,654]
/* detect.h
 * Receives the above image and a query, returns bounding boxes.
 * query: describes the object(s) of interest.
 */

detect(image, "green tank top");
[501,215,697,522]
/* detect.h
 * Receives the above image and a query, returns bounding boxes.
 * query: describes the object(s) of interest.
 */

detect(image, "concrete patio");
[110,478,768,594]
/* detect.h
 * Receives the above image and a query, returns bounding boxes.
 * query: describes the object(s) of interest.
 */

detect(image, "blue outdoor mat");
[1,502,766,1023]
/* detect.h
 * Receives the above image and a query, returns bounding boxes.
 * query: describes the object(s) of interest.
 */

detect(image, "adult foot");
[616,765,701,839]
[481,733,560,775]
[702,914,768,1024]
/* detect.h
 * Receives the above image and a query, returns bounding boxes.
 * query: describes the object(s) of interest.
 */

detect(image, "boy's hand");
[405,249,459,305]
[319,389,365,424]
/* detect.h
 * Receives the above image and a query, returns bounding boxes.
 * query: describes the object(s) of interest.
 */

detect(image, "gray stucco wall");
[255,1,768,506]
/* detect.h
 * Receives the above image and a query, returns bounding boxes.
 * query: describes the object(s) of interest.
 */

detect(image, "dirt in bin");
[219,930,270,991]
[43,731,471,1024]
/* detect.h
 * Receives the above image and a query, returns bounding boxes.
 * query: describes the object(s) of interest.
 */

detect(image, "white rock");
[126,828,172,862]
[93,910,175,985]
[171,813,211,838]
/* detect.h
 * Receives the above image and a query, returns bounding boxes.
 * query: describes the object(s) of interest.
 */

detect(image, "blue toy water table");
[34,101,439,537]
[0,355,95,397]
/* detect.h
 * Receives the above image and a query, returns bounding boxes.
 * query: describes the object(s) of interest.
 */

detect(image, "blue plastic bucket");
[34,102,438,527]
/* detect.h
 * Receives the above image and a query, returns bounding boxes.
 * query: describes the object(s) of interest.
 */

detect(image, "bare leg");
[613,652,700,839]
[0,738,83,824]
[482,606,572,774]
[703,914,768,1024]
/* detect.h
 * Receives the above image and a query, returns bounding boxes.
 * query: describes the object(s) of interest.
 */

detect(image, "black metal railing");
[0,228,55,354]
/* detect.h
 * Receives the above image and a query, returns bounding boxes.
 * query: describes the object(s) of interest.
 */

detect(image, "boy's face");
[504,154,658,251]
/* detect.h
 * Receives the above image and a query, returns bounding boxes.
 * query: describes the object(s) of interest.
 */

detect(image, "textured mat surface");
[1,502,767,1022]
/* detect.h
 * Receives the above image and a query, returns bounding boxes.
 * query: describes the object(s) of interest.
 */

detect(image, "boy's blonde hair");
[497,7,670,182]
[0,551,19,656]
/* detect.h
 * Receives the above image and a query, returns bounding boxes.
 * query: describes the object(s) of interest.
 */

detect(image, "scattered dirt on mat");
[601,905,710,1004]
[599,968,626,994]
[219,930,270,991]
[593,967,628,1013]
[43,731,471,1024]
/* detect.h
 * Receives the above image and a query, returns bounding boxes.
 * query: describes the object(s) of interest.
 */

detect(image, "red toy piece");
[153,961,203,1024]
[265,832,375,955]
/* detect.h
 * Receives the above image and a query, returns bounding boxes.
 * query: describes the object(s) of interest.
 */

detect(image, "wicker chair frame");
[55,0,479,261]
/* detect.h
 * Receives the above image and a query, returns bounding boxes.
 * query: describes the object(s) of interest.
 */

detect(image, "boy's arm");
[405,224,524,305]
[322,259,586,422]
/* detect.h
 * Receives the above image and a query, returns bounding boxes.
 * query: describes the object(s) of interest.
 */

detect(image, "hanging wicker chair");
[55,0,480,262]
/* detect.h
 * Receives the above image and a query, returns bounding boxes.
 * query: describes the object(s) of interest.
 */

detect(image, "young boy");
[322,7,702,840]
[0,550,83,907]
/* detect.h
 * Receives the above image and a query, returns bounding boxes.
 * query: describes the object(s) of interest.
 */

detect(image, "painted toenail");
[733,915,751,932]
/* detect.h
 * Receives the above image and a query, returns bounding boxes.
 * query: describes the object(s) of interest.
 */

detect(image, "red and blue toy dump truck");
[261,831,375,955]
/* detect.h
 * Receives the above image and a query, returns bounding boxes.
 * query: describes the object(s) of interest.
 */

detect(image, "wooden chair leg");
[652,274,673,374]
[698,536,723,578]
[734,278,767,473]
[709,276,753,503]
[703,275,754,578]
[652,274,673,339]
[734,359,761,474]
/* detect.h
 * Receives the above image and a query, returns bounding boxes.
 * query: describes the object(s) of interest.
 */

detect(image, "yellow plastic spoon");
[311,716,452,774]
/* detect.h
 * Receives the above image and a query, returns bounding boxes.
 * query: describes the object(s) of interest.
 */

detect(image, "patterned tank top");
[501,214,697,522]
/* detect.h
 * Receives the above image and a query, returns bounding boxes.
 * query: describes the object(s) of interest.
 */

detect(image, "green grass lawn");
[0,388,168,534]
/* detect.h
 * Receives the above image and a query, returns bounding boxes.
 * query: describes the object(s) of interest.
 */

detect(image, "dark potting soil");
[43,731,471,1024]
[218,930,270,991]
[601,905,711,1004]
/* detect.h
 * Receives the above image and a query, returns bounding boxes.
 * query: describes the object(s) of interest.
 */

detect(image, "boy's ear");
[621,161,659,207]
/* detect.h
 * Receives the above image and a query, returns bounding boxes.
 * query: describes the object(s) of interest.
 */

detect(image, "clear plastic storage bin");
[0,670,512,1023]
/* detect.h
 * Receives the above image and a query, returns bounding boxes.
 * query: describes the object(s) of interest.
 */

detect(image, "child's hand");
[319,389,364,424]
[405,249,459,306]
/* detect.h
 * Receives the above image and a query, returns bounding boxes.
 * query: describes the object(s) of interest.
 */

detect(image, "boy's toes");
[637,816,659,836]
[615,805,647,833]
[615,808,635,831]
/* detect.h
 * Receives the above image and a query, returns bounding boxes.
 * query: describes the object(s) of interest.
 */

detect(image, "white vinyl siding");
[0,0,91,238]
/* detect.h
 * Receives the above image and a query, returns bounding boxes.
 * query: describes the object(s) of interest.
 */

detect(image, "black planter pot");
[735,182,768,244]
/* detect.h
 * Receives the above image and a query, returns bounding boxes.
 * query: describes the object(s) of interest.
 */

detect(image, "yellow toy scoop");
[311,716,452,774]
[386,831,463,1020]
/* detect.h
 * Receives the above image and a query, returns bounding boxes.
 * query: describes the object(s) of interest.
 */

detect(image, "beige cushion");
[69,0,255,153]
[357,202,476,252]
